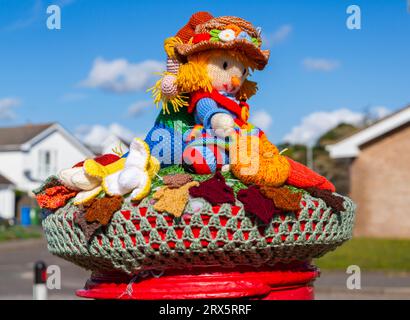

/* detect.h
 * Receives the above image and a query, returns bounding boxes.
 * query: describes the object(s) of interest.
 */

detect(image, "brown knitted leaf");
[163,173,193,189]
[189,171,235,205]
[260,186,302,212]
[237,186,279,224]
[84,195,123,225]
[153,181,199,218]
[75,211,101,242]
[306,187,345,212]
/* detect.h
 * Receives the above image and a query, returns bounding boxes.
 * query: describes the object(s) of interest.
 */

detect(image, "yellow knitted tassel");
[147,72,189,114]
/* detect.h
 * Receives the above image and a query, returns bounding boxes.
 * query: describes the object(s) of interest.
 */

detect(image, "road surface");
[0,237,409,300]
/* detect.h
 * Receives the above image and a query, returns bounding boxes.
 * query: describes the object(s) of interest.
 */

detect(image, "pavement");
[0,237,409,300]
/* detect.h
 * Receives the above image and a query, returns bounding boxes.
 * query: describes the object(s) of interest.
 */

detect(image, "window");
[38,150,57,179]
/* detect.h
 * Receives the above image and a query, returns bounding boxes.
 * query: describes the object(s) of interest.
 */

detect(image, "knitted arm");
[194,98,231,129]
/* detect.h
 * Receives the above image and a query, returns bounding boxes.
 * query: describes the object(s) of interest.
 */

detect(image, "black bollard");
[33,261,48,300]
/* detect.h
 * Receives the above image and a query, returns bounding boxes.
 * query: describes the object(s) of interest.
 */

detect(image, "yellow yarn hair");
[237,79,258,101]
[178,50,258,99]
[164,36,183,59]
[148,72,189,114]
[176,59,213,93]
[149,47,259,114]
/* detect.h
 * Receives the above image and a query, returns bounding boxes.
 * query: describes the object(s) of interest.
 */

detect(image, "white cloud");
[127,100,151,116]
[302,58,341,72]
[0,97,20,120]
[75,123,146,155]
[368,106,391,119]
[250,110,273,131]
[76,123,136,146]
[80,58,164,93]
[263,24,292,47]
[283,107,392,145]
[283,108,363,145]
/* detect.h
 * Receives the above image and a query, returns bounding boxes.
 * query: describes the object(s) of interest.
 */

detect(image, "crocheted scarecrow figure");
[146,12,335,192]
[35,12,356,287]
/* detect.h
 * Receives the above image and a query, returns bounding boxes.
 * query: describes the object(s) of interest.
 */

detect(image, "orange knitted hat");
[174,12,270,70]
[176,11,214,43]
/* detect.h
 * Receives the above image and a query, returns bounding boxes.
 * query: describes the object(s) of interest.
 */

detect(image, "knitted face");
[206,52,248,95]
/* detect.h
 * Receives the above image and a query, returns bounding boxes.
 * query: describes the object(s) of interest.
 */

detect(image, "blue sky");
[0,0,409,145]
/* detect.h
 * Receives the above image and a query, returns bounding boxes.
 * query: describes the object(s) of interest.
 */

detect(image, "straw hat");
[174,13,270,70]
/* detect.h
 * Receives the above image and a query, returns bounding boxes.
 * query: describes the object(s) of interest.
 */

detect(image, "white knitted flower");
[218,29,236,42]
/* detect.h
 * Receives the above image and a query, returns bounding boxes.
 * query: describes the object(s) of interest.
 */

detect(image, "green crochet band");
[42,191,355,275]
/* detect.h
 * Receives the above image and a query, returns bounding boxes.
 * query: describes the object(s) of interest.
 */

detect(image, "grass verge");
[315,237,410,272]
[0,225,42,243]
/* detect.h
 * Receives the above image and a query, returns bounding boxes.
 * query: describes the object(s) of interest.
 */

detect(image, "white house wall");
[0,187,15,220]
[0,129,91,193]
[0,151,25,188]
[24,130,91,192]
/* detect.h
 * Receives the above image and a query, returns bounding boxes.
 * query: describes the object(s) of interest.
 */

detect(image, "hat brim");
[174,39,270,70]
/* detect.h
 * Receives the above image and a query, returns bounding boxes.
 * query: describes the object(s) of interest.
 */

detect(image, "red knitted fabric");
[237,186,279,224]
[286,158,335,192]
[73,154,121,168]
[189,172,235,206]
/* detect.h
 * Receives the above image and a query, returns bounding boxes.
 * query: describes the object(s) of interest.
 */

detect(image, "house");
[0,123,94,219]
[76,123,133,155]
[86,132,130,155]
[327,105,410,238]
[0,174,15,220]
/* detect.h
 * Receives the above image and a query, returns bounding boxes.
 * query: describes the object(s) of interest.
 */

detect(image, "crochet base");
[76,262,319,300]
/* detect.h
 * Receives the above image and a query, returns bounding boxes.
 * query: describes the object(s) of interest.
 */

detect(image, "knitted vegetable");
[230,134,290,187]
[84,139,160,200]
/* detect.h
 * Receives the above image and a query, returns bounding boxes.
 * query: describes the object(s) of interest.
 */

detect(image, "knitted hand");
[211,113,235,137]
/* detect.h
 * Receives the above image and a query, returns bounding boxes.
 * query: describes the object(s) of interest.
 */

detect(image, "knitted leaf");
[237,186,279,224]
[163,173,193,188]
[260,186,302,212]
[189,171,235,205]
[36,186,77,210]
[306,187,345,212]
[153,181,199,217]
[84,195,123,226]
[74,211,101,242]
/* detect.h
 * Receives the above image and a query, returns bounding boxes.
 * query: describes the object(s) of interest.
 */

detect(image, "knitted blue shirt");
[194,93,237,129]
